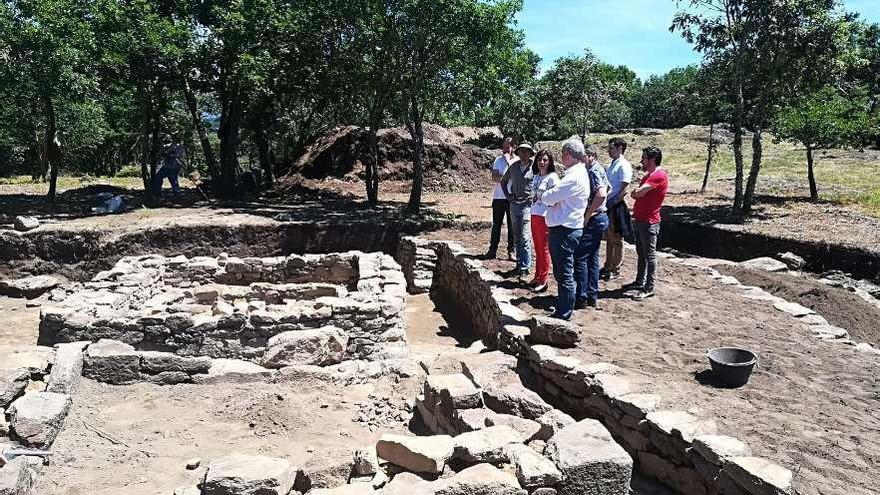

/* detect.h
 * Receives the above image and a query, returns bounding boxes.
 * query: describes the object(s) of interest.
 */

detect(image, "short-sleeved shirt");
[163,143,186,170]
[605,156,632,205]
[632,167,669,224]
[587,163,609,215]
[530,173,560,217]
[491,155,513,200]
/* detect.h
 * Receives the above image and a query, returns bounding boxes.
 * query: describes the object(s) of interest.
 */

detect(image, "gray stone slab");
[84,339,140,385]
[0,276,59,298]
[692,435,752,466]
[545,419,633,495]
[9,392,72,447]
[45,342,88,394]
[0,455,43,495]
[0,369,29,409]
[376,434,454,474]
[203,453,296,495]
[723,456,793,495]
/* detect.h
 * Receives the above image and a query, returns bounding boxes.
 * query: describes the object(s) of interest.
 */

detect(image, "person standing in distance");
[484,136,518,261]
[601,137,632,280]
[623,146,668,300]
[539,138,591,320]
[153,133,186,196]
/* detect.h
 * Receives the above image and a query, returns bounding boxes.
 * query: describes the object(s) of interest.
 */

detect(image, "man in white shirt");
[539,138,591,320]
[602,137,632,280]
[484,136,517,260]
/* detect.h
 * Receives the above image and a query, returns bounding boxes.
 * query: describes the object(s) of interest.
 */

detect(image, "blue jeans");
[509,201,532,271]
[153,166,180,194]
[575,213,609,303]
[549,226,583,319]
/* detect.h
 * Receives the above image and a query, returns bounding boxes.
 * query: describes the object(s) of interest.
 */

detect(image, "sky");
[516,0,880,80]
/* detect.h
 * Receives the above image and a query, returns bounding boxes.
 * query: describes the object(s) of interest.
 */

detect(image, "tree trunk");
[148,82,165,183]
[218,88,242,196]
[742,127,763,216]
[806,145,818,202]
[701,121,716,194]
[732,78,745,210]
[406,97,425,213]
[137,80,153,192]
[183,75,218,182]
[255,126,273,188]
[43,95,60,203]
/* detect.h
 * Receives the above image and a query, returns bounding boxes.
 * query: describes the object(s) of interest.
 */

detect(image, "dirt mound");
[287,124,502,192]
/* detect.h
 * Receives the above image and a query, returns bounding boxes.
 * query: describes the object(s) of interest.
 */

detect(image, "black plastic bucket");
[707,347,757,387]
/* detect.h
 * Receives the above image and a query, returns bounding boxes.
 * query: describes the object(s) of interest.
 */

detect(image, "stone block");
[376,434,455,474]
[0,455,43,495]
[353,447,380,477]
[203,453,297,495]
[614,393,660,420]
[506,442,562,489]
[261,326,348,368]
[482,384,553,420]
[84,339,141,384]
[772,301,814,317]
[637,451,707,495]
[436,463,522,495]
[534,409,576,442]
[545,419,633,495]
[12,216,39,232]
[296,453,355,490]
[192,359,273,384]
[646,410,718,443]
[382,472,437,495]
[310,485,377,495]
[452,425,525,463]
[139,351,211,374]
[9,392,72,447]
[722,457,793,495]
[424,374,482,412]
[530,316,580,347]
[45,342,88,394]
[693,435,752,466]
[740,257,788,272]
[0,369,29,409]
[0,276,59,298]
[484,413,542,441]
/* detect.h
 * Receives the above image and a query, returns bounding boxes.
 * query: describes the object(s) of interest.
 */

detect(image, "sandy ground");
[423,227,880,495]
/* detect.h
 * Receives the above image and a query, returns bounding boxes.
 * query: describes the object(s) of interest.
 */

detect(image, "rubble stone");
[693,435,752,466]
[45,342,89,394]
[545,419,633,495]
[740,257,788,272]
[8,392,72,447]
[83,339,141,384]
[452,425,525,463]
[0,455,43,495]
[530,316,580,347]
[262,326,348,368]
[482,384,552,420]
[0,369,30,408]
[506,443,562,489]
[353,448,380,476]
[203,453,296,495]
[12,215,39,232]
[723,456,793,495]
[381,472,437,495]
[484,413,542,441]
[534,409,576,441]
[436,463,522,495]
[0,276,59,298]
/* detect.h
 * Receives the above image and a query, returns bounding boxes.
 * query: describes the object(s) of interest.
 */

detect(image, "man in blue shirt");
[602,137,632,280]
[575,146,609,309]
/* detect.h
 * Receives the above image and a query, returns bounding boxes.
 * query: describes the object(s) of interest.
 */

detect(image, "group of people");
[485,136,668,321]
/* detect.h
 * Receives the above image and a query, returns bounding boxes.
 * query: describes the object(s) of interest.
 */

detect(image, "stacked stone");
[395,236,440,294]
[38,251,408,365]
[418,236,797,495]
[83,339,211,385]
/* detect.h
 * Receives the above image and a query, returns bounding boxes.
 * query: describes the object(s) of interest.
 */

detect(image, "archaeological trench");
[1,219,862,495]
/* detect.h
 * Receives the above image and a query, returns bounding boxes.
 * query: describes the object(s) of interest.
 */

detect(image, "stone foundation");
[38,251,408,364]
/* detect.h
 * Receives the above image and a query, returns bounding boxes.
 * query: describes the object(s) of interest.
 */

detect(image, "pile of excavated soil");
[285,124,502,193]
[719,265,880,345]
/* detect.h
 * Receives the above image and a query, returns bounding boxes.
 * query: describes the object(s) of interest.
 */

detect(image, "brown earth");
[421,227,880,495]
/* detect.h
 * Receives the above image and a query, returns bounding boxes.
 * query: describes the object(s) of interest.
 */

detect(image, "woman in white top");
[529,149,560,292]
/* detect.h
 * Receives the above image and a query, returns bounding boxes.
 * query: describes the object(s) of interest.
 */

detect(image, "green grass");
[0,175,145,191]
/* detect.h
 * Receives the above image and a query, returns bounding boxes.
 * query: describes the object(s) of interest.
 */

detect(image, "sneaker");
[604,271,619,281]
[482,250,497,260]
[546,308,572,321]
[574,298,588,310]
[532,283,548,293]
[620,281,644,292]
[587,299,598,308]
[507,251,517,262]
[631,290,655,301]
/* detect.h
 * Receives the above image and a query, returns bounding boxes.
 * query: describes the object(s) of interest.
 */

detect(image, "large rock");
[138,351,210,374]
[0,455,43,495]
[261,326,348,368]
[203,453,297,495]
[530,317,580,347]
[740,257,788,273]
[506,443,562,489]
[545,419,633,495]
[436,463,522,495]
[376,434,455,474]
[776,252,805,270]
[45,342,89,394]
[452,425,525,463]
[424,374,482,410]
[0,276,59,298]
[693,435,752,466]
[534,410,576,441]
[723,456,793,495]
[9,392,72,447]
[0,369,30,408]
[12,216,40,232]
[295,453,355,490]
[484,414,542,441]
[482,384,553,420]
[382,472,437,495]
[83,339,141,384]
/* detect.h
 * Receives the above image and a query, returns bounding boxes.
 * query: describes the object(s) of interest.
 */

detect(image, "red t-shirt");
[632,168,668,224]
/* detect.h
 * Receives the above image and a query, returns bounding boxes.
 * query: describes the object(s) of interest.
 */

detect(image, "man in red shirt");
[622,146,668,300]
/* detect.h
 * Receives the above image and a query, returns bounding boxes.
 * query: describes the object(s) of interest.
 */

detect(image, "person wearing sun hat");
[501,142,536,278]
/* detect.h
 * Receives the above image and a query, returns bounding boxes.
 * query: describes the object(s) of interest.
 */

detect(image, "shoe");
[604,271,619,281]
[587,299,598,308]
[574,298,588,310]
[482,251,497,260]
[532,283,548,293]
[546,308,571,321]
[505,268,526,278]
[631,290,655,301]
[620,281,644,292]
[507,251,516,261]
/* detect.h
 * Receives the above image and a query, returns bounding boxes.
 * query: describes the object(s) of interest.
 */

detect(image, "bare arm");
[500,167,512,198]
[631,183,653,199]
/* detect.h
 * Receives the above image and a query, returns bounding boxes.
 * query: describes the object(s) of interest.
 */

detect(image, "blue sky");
[516,0,880,80]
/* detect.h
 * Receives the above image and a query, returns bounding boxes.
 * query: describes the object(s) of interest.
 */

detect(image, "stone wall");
[402,236,795,495]
[38,251,408,364]
[395,236,439,294]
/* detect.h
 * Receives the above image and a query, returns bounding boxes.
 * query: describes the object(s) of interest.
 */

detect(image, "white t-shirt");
[541,163,591,229]
[530,173,560,217]
[606,156,633,205]
[492,154,513,200]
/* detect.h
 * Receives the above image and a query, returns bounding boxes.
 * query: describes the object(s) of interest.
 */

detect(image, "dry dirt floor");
[423,227,880,495]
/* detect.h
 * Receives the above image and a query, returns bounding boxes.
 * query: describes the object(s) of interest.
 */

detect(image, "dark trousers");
[549,226,583,319]
[635,220,660,291]
[153,166,180,194]
[488,198,514,255]
[575,213,609,303]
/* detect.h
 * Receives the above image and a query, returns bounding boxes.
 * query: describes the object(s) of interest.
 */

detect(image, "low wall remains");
[397,235,795,495]
[38,251,408,364]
